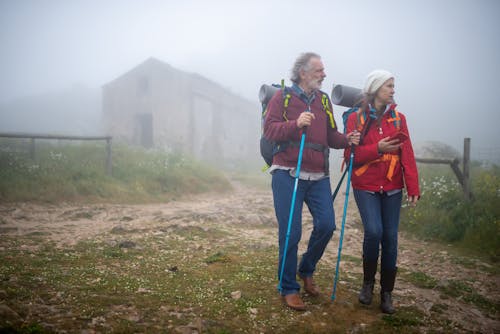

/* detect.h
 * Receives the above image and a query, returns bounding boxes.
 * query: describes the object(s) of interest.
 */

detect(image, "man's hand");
[296,112,315,128]
[346,131,360,146]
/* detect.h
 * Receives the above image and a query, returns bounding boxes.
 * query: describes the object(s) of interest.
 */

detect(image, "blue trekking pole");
[278,106,310,293]
[331,145,355,301]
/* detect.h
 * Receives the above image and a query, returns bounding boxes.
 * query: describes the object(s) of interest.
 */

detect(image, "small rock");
[119,240,136,248]
[110,226,127,234]
[174,326,195,334]
[423,301,434,314]
[469,308,483,318]
[91,316,106,326]
[231,291,242,299]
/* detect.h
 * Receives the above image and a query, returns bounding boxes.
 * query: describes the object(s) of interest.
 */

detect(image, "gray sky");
[1,0,499,155]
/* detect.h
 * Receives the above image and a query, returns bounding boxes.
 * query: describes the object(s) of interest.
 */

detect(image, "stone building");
[102,57,259,166]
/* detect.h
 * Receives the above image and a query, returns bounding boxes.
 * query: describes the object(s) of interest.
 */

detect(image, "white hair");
[290,52,321,84]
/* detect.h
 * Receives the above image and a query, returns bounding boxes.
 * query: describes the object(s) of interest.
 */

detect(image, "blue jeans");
[272,169,336,295]
[353,189,402,271]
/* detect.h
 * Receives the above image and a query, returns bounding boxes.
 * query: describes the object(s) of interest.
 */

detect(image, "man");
[264,52,359,310]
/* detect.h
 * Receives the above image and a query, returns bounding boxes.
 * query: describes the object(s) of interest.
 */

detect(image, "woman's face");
[375,78,395,105]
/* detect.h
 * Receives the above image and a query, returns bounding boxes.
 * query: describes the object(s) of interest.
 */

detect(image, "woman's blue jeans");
[353,189,402,271]
[272,169,336,296]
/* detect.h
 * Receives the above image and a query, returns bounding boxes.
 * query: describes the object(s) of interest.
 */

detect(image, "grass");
[1,226,436,334]
[0,140,498,332]
[226,168,271,190]
[4,216,493,333]
[403,271,438,289]
[400,268,499,317]
[400,163,500,262]
[438,279,499,315]
[0,141,231,203]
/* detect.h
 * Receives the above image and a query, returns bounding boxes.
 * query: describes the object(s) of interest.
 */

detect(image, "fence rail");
[0,132,113,175]
[415,138,471,200]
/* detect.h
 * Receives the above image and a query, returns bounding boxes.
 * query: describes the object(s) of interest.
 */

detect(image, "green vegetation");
[400,163,500,262]
[0,140,231,203]
[403,270,438,289]
[438,279,499,315]
[381,307,423,328]
[0,140,497,333]
[5,225,487,333]
[0,229,425,333]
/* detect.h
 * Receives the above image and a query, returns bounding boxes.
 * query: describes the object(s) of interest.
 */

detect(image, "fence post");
[106,137,112,176]
[449,158,464,187]
[463,138,471,201]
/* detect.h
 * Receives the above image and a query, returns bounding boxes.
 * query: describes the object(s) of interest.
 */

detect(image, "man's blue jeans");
[353,189,402,271]
[272,169,336,296]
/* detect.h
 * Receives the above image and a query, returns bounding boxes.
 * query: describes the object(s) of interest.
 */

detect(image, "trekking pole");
[278,106,310,293]
[331,145,355,301]
[331,168,348,202]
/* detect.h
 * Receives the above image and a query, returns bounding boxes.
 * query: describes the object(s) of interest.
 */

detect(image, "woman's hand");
[407,195,419,207]
[378,136,401,153]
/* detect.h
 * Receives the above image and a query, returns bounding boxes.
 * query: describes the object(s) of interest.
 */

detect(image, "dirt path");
[0,180,498,333]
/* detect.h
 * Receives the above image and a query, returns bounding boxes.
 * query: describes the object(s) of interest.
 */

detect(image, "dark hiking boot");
[380,291,395,314]
[380,267,397,314]
[358,259,377,305]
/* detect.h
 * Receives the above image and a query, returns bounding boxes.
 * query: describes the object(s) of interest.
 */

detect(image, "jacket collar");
[367,103,397,119]
[291,83,316,106]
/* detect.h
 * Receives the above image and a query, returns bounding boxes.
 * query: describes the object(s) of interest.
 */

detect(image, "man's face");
[301,57,326,92]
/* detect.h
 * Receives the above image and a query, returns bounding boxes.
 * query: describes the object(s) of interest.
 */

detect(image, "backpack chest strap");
[354,154,400,181]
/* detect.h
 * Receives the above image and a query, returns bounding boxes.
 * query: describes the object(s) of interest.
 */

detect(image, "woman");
[344,69,420,314]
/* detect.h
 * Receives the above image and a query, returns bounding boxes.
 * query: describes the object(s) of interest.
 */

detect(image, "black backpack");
[259,83,288,167]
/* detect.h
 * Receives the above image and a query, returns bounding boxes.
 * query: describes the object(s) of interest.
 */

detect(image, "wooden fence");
[416,138,471,200]
[0,132,113,175]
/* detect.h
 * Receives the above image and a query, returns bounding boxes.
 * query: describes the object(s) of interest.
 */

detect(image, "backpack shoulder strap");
[355,108,366,132]
[281,86,292,121]
[321,93,336,129]
[387,108,401,130]
[341,107,362,134]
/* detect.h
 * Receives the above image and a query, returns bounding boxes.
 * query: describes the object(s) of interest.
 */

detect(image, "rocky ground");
[0,180,498,333]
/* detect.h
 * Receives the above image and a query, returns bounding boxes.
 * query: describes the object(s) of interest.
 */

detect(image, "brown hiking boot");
[282,293,306,311]
[301,276,320,297]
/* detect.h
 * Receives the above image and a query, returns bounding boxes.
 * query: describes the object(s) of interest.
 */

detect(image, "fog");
[1,0,499,161]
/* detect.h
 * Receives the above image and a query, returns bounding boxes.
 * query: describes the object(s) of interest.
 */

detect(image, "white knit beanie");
[363,69,394,94]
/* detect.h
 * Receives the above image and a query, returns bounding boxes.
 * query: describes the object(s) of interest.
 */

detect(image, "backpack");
[339,106,401,173]
[259,83,336,170]
[259,83,282,167]
[341,105,401,138]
